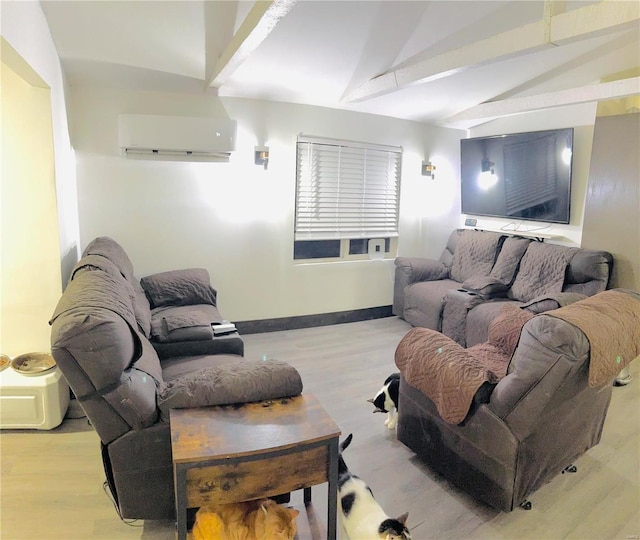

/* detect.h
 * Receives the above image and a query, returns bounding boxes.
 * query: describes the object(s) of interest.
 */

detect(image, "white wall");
[69,86,464,321]
[0,1,80,284]
[467,103,598,246]
[0,1,602,324]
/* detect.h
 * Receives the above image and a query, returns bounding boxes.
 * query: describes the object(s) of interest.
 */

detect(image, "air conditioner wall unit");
[118,114,237,162]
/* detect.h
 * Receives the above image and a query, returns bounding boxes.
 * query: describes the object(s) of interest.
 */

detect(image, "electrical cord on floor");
[102,480,143,527]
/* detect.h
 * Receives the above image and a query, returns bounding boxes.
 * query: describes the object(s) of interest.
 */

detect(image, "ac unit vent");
[118,114,237,162]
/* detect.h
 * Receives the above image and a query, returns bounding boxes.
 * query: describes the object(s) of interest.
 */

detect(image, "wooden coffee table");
[170,393,341,540]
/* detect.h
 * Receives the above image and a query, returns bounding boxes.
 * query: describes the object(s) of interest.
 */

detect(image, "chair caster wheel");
[562,465,577,474]
[519,500,532,510]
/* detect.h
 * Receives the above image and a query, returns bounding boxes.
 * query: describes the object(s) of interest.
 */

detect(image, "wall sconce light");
[422,160,436,178]
[478,158,497,190]
[254,146,269,169]
[481,158,494,173]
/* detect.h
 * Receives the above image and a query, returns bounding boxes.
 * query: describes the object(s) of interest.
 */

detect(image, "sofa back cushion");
[507,242,577,302]
[450,230,504,283]
[438,229,462,267]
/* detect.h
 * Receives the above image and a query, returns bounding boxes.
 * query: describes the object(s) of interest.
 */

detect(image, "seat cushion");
[465,299,524,347]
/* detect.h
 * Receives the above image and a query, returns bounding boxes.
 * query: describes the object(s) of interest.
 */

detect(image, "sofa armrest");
[393,257,450,316]
[563,249,613,295]
[397,257,450,283]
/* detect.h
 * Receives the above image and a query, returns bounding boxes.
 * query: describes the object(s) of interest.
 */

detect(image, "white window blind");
[295,136,402,241]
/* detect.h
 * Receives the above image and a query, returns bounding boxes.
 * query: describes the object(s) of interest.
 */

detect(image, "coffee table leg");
[175,464,188,540]
[327,438,339,540]
[304,487,312,505]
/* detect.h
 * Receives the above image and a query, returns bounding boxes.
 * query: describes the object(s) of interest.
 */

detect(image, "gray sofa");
[393,229,613,346]
[49,237,303,520]
[395,289,640,512]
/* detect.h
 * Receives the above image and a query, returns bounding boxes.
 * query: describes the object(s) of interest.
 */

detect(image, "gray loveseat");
[395,289,640,512]
[49,237,303,520]
[393,229,613,346]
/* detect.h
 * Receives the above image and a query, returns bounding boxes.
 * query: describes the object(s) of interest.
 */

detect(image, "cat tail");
[338,433,353,476]
[340,433,353,453]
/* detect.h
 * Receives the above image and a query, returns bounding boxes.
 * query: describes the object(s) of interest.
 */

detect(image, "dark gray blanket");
[157,359,303,421]
[51,268,138,333]
[49,269,163,384]
[83,236,137,283]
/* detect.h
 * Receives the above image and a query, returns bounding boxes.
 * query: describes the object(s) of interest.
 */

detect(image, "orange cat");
[192,498,300,540]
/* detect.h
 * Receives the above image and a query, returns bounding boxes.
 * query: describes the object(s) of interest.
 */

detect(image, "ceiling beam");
[442,77,640,124]
[204,1,237,86]
[343,0,640,103]
[206,0,296,89]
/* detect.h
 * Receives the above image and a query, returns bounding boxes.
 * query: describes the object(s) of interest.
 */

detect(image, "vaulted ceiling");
[41,0,640,129]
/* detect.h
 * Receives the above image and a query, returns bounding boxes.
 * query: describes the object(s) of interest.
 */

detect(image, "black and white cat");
[368,373,400,429]
[338,433,411,540]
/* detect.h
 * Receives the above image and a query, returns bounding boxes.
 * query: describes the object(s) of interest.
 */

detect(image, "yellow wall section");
[1,62,61,356]
[597,69,640,117]
[596,96,640,117]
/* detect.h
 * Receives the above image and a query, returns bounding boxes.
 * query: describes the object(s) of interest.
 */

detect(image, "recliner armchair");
[395,289,640,511]
[49,237,302,519]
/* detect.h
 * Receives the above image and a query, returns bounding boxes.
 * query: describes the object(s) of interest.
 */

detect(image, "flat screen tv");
[460,127,573,224]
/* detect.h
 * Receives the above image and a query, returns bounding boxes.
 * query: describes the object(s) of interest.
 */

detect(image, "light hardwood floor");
[1,317,638,540]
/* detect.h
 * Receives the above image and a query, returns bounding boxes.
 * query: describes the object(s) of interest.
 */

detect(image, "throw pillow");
[141,268,217,309]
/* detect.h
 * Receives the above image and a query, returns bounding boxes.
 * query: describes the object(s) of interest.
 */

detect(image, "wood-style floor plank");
[1,317,637,540]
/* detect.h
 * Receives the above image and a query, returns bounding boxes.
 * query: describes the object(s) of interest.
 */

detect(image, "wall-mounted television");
[460,128,573,224]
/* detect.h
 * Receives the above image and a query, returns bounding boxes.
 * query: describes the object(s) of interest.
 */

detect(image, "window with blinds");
[295,136,402,243]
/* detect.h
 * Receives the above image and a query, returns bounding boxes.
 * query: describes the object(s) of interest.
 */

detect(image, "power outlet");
[465,218,477,227]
